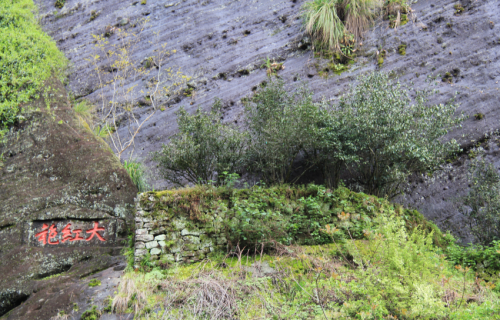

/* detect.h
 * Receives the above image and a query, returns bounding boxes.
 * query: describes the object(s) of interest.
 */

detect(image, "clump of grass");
[123,159,150,192]
[302,0,345,52]
[73,100,94,124]
[340,0,383,40]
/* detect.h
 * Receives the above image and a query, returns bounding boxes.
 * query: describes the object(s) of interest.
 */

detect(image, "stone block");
[136,229,149,235]
[146,241,159,249]
[172,218,187,230]
[181,228,201,236]
[183,235,200,244]
[155,234,166,241]
[185,243,200,251]
[158,240,166,247]
[135,248,147,256]
[144,223,155,228]
[150,248,162,255]
[163,254,175,262]
[135,242,145,249]
[136,234,154,242]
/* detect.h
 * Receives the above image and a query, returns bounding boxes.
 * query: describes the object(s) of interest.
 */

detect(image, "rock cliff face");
[34,0,500,240]
[0,79,137,318]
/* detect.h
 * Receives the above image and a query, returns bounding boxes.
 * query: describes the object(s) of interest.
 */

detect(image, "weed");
[81,306,101,320]
[474,113,485,120]
[398,43,407,55]
[123,160,150,192]
[54,0,65,9]
[88,278,101,287]
[454,3,465,15]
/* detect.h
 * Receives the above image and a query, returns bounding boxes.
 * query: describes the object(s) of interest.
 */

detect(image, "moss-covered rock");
[0,79,137,317]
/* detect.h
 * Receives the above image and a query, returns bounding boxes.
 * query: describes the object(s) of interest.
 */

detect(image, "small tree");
[460,153,500,245]
[88,20,190,160]
[243,80,322,185]
[153,100,247,186]
[334,72,463,197]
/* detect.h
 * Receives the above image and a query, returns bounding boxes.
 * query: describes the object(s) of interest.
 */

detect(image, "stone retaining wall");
[134,193,228,267]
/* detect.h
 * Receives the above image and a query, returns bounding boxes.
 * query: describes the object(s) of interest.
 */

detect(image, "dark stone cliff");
[0,79,137,318]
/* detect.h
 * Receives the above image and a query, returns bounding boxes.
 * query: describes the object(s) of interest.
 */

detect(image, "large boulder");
[0,79,137,318]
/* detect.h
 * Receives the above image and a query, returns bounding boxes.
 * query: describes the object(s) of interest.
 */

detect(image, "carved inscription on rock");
[28,220,121,247]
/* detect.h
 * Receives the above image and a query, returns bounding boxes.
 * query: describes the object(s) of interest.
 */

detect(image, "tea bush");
[459,154,500,245]
[243,80,322,185]
[153,100,247,186]
[330,72,463,197]
[0,0,67,139]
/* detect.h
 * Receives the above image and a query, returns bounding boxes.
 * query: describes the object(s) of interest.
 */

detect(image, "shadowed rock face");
[0,79,137,318]
[34,0,500,239]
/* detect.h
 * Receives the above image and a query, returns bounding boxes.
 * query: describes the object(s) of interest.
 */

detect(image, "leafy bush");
[243,79,322,185]
[81,306,101,320]
[153,100,247,186]
[0,0,67,139]
[330,72,463,197]
[123,160,150,192]
[446,241,500,276]
[459,154,500,245]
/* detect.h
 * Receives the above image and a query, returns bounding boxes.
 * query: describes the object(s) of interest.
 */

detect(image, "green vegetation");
[302,0,345,52]
[123,160,150,192]
[143,184,450,250]
[155,72,463,198]
[153,99,247,186]
[302,0,410,52]
[113,200,500,319]
[81,306,101,320]
[459,154,500,246]
[88,278,101,287]
[331,72,462,197]
[54,0,65,9]
[0,0,67,140]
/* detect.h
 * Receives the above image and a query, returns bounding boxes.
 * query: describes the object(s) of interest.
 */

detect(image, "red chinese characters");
[35,222,106,245]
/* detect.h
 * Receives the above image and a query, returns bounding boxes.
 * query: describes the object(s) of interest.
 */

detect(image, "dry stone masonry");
[134,193,227,267]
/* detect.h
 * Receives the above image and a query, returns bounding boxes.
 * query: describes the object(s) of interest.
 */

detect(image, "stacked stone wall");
[134,193,227,266]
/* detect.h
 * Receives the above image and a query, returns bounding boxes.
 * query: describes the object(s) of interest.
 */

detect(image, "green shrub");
[0,0,67,139]
[243,79,322,185]
[330,71,463,197]
[459,154,500,245]
[123,160,150,192]
[302,0,345,52]
[153,100,247,186]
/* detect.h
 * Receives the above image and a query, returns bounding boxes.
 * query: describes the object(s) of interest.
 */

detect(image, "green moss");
[88,278,101,287]
[81,306,101,320]
[454,3,465,14]
[378,56,384,66]
[474,113,485,120]
[398,43,407,55]
[54,0,65,9]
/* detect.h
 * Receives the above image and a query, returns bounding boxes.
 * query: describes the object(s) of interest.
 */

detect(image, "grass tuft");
[302,0,345,52]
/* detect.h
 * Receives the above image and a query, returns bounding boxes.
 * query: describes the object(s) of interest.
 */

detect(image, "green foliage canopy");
[153,100,247,186]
